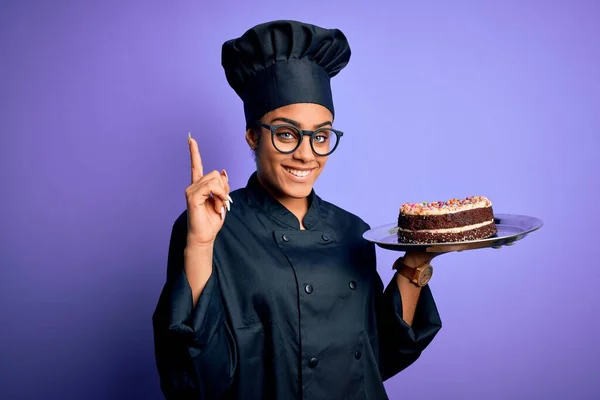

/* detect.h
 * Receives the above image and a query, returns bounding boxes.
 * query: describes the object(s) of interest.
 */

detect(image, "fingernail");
[220,206,225,220]
[227,194,233,203]
[222,169,229,182]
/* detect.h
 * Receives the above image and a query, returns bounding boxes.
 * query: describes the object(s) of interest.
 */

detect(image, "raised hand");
[185,133,232,247]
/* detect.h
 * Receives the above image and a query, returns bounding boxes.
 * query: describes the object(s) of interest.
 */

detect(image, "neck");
[280,197,309,229]
[257,173,309,229]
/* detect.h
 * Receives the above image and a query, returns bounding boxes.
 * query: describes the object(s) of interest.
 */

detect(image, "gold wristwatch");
[395,258,433,287]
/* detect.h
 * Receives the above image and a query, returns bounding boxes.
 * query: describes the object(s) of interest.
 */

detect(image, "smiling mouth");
[284,167,314,178]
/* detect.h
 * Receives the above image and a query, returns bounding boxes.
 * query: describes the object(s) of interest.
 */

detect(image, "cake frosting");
[400,196,492,216]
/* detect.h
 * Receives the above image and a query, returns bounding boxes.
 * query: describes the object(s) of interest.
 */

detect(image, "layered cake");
[397,196,497,243]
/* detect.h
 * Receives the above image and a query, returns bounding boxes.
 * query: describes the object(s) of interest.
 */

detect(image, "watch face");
[418,266,433,286]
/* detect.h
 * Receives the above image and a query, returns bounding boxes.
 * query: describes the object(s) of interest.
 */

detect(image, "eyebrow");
[269,117,333,129]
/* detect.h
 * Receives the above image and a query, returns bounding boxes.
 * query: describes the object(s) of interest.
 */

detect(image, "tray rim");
[363,212,544,253]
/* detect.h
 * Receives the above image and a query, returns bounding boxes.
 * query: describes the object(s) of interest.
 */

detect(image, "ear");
[245,128,258,150]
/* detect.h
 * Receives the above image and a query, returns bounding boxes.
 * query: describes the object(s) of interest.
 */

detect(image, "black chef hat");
[221,20,351,127]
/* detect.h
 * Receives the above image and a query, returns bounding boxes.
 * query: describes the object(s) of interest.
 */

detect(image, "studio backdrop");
[1,1,599,399]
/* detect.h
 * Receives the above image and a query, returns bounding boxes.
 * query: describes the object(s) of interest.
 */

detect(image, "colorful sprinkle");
[400,196,492,215]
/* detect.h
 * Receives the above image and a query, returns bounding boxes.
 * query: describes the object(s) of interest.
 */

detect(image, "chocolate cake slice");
[397,196,497,244]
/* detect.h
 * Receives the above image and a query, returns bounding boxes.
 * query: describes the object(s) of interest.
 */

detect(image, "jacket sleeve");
[370,244,442,381]
[152,214,237,399]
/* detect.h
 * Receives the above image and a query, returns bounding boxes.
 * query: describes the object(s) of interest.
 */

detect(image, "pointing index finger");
[188,132,203,183]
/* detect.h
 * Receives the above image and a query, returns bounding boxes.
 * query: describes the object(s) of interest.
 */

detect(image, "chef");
[153,19,443,400]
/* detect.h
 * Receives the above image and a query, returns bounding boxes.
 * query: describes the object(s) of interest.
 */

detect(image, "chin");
[282,183,314,199]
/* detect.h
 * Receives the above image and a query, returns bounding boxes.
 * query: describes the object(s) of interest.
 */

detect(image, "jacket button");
[304,284,313,294]
[321,234,330,241]
[354,350,362,360]
[309,358,319,368]
[282,234,290,242]
[349,281,357,290]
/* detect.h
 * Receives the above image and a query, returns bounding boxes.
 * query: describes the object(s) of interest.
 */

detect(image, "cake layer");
[398,207,494,230]
[397,219,494,234]
[397,221,498,244]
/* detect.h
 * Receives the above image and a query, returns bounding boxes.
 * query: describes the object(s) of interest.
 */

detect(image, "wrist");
[394,254,435,287]
[184,240,214,273]
[185,238,215,252]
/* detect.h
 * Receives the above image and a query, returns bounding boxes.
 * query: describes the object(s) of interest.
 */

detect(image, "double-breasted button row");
[281,233,330,242]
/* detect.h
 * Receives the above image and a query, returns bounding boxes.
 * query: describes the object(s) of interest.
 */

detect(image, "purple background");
[1,0,599,399]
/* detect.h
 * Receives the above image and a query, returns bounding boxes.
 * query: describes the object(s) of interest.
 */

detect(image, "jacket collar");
[245,171,323,230]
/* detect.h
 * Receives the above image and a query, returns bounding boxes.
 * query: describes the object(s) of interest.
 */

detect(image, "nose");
[292,135,316,162]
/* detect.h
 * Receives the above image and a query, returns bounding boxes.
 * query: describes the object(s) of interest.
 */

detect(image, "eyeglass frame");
[257,122,344,156]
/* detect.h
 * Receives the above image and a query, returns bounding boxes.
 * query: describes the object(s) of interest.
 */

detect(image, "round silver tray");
[363,213,543,253]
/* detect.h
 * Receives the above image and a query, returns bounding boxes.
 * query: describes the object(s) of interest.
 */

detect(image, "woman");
[153,20,445,400]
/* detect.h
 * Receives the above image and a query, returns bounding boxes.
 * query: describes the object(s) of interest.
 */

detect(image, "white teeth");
[285,168,310,177]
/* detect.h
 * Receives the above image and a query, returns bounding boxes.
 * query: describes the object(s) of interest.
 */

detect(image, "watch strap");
[395,258,432,287]
[396,259,418,282]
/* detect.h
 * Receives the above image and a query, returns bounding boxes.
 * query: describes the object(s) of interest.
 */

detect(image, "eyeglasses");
[259,123,344,156]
